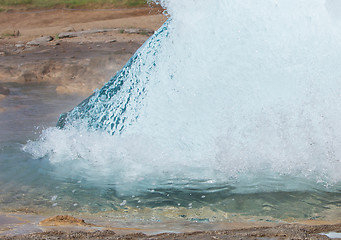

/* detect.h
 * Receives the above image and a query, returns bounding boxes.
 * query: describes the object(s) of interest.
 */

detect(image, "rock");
[122,28,154,35]
[39,215,91,226]
[0,86,10,95]
[58,32,80,38]
[0,51,6,56]
[106,39,117,43]
[15,43,25,48]
[122,28,139,34]
[58,29,115,38]
[58,27,152,39]
[26,36,53,46]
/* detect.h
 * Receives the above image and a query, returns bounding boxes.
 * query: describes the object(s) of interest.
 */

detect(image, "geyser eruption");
[25,0,341,197]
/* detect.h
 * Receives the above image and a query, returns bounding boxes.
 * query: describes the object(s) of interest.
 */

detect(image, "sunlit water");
[2,0,341,222]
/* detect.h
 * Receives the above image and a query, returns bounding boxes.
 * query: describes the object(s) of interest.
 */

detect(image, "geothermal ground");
[0,7,166,98]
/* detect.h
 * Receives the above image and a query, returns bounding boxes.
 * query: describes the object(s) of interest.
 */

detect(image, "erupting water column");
[26,0,341,197]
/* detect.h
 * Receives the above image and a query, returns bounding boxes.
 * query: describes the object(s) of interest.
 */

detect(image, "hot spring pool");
[1,0,341,223]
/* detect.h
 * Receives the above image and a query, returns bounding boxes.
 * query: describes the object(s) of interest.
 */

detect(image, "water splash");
[25,0,341,196]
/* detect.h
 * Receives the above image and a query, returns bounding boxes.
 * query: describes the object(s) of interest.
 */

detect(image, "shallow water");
[0,74,340,223]
[0,82,84,212]
[2,0,341,223]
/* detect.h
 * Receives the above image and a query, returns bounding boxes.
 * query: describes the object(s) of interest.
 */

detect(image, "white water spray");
[25,0,341,195]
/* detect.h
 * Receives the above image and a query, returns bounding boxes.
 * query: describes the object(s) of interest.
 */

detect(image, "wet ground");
[0,212,340,239]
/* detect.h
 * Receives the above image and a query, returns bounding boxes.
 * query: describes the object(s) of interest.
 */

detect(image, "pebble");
[106,39,117,43]
[15,44,25,48]
[26,36,53,46]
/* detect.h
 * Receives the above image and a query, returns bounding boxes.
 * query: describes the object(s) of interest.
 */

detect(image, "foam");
[24,0,341,195]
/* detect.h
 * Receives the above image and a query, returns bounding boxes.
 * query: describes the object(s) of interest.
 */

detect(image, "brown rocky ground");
[0,7,167,96]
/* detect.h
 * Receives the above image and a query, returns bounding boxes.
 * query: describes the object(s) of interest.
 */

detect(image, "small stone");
[15,43,25,48]
[123,28,154,35]
[26,36,53,46]
[58,32,78,38]
[106,39,117,43]
[0,52,5,56]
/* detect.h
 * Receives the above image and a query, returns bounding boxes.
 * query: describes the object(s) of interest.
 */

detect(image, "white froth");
[24,0,341,195]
